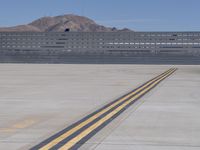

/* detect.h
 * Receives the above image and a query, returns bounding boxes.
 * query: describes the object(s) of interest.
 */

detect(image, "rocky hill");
[0,14,132,32]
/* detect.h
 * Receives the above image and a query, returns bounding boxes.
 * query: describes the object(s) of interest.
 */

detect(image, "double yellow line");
[31,68,177,150]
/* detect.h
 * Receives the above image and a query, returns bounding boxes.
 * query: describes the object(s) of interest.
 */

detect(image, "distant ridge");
[0,14,132,32]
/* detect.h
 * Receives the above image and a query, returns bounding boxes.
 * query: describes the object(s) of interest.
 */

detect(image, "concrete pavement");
[0,65,199,150]
[82,66,200,150]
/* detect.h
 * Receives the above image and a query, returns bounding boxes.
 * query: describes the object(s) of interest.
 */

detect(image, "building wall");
[1,32,200,56]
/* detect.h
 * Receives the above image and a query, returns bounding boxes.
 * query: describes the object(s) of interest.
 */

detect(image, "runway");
[0,65,200,150]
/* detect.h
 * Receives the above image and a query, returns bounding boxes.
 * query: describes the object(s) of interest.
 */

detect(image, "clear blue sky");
[0,0,199,31]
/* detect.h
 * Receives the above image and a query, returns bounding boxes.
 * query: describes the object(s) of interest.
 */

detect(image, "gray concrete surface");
[0,64,199,150]
[82,66,200,150]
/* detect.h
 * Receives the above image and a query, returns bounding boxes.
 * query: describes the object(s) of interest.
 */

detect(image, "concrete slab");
[0,65,199,150]
[0,64,171,150]
[85,66,200,150]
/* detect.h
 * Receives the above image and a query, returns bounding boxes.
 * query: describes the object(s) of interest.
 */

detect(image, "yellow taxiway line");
[31,68,177,150]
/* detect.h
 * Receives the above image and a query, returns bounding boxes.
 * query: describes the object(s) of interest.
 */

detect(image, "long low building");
[0,32,200,63]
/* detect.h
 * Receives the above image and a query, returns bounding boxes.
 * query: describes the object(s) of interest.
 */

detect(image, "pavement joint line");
[86,142,200,148]
[92,91,150,150]
[30,68,177,150]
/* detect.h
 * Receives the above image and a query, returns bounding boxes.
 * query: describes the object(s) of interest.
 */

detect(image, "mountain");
[0,14,132,32]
